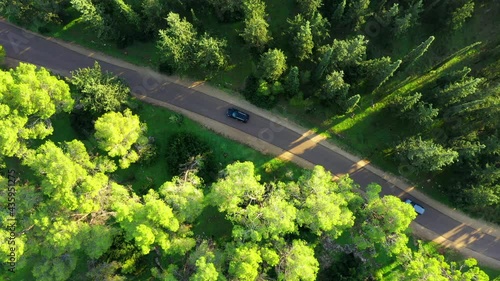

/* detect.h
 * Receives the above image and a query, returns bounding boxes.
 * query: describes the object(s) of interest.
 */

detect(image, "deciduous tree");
[293,166,356,237]
[140,0,169,36]
[257,49,287,82]
[0,63,73,157]
[231,187,298,241]
[195,34,228,72]
[278,240,319,281]
[228,244,263,281]
[71,0,108,38]
[1,0,66,30]
[208,162,265,214]
[352,184,416,258]
[70,62,129,116]
[94,109,148,168]
[159,176,205,223]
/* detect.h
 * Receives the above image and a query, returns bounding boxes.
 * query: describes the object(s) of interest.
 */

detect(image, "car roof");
[404,199,425,214]
[414,204,425,215]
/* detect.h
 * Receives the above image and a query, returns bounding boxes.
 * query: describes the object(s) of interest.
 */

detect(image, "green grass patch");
[48,18,159,69]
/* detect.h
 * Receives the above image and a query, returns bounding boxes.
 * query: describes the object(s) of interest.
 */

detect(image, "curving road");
[1,19,499,269]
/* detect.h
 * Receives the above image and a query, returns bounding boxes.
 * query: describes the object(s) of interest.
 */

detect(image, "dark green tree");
[205,0,244,22]
[257,49,287,82]
[438,76,484,107]
[140,0,169,36]
[71,0,108,38]
[341,94,361,113]
[395,137,459,173]
[330,35,368,69]
[283,66,301,96]
[290,20,314,61]
[372,59,401,92]
[332,0,346,22]
[157,12,197,73]
[0,0,66,30]
[392,92,438,127]
[394,0,423,36]
[70,62,130,116]
[195,33,228,72]
[241,0,272,49]
[401,36,435,72]
[296,0,323,18]
[346,0,370,31]
[319,70,350,103]
[450,0,475,30]
[313,47,333,82]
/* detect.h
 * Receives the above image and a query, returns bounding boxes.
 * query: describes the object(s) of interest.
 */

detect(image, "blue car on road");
[226,108,249,123]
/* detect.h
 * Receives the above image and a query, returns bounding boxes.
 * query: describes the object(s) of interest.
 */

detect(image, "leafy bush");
[243,74,278,108]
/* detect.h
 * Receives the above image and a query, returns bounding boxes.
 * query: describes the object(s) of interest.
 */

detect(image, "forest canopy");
[0,62,493,280]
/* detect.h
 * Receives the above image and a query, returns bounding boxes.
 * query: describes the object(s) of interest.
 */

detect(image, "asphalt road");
[1,20,499,266]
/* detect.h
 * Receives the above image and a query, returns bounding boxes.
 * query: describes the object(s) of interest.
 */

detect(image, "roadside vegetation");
[0,0,499,280]
[0,60,496,280]
[2,0,497,224]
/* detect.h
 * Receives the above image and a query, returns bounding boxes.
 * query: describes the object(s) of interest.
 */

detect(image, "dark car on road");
[226,108,249,123]
[405,199,425,215]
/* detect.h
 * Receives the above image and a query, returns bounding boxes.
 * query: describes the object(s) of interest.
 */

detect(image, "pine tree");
[332,0,346,22]
[240,0,272,49]
[401,36,435,72]
[284,66,300,96]
[312,47,333,82]
[438,76,484,107]
[450,0,475,31]
[320,70,350,102]
[373,59,401,92]
[291,21,314,61]
[342,94,361,113]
